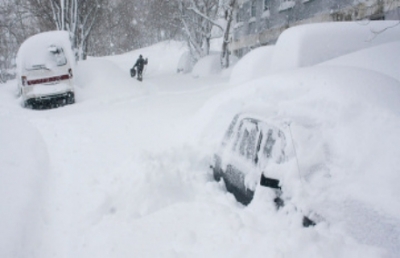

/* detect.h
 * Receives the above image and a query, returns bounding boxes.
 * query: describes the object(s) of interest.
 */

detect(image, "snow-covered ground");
[1,21,400,258]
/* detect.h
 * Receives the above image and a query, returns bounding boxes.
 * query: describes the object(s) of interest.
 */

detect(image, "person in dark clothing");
[133,54,148,81]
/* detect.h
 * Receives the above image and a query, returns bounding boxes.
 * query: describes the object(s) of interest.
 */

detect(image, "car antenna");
[286,121,303,183]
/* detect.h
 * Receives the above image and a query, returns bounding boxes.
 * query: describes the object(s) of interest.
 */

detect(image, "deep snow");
[1,21,400,258]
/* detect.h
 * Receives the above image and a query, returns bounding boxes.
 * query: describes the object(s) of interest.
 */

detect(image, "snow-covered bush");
[230,45,275,85]
[191,54,222,78]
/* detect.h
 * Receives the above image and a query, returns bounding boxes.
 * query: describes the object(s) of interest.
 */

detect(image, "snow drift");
[230,45,274,85]
[0,117,49,257]
[270,21,400,72]
[0,22,399,258]
[194,33,400,257]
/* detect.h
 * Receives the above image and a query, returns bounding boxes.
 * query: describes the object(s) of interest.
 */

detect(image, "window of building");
[262,0,271,18]
[248,20,257,33]
[251,0,257,18]
[236,7,244,23]
[279,0,295,11]
[370,14,385,20]
[263,0,270,11]
[235,48,244,58]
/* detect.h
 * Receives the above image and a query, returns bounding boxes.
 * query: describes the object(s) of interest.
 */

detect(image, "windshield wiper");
[30,64,51,71]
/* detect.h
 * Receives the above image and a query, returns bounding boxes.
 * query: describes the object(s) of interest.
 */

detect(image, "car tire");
[67,92,75,104]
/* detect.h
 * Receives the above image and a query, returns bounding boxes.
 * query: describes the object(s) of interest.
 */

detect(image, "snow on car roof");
[16,31,75,74]
[320,40,400,82]
[270,21,400,73]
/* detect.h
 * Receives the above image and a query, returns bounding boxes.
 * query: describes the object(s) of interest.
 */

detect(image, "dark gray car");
[211,114,315,226]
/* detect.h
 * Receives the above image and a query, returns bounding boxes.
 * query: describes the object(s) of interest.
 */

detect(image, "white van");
[16,31,75,109]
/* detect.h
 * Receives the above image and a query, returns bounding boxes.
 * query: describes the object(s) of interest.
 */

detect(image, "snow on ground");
[1,21,400,258]
[0,117,49,257]
[103,41,187,77]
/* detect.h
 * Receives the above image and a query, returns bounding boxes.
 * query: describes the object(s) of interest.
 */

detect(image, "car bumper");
[24,91,75,109]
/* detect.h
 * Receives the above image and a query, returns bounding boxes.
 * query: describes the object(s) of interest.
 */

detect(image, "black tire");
[67,92,75,105]
[23,101,31,109]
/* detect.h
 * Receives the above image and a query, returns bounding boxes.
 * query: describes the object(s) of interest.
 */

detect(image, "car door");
[258,124,286,190]
[222,118,263,204]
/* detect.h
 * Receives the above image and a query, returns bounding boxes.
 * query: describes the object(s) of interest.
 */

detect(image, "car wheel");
[67,93,75,104]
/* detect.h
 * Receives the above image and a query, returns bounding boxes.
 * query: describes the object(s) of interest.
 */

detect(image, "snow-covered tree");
[176,0,237,68]
[0,0,38,83]
[88,0,183,56]
[177,0,220,61]
[27,0,105,60]
[219,0,237,69]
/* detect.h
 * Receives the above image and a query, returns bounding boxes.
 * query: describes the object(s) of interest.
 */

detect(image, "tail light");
[68,68,73,79]
[21,76,27,86]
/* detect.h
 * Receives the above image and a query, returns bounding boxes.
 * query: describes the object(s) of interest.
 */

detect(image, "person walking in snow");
[133,54,148,81]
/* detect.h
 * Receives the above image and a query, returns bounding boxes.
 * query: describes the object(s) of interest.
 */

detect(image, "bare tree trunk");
[0,0,38,83]
[220,0,236,69]
[177,0,219,62]
[29,0,102,60]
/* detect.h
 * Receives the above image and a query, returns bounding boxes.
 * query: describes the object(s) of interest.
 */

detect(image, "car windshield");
[24,45,67,71]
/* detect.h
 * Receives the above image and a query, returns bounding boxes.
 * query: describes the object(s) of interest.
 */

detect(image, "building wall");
[231,0,400,57]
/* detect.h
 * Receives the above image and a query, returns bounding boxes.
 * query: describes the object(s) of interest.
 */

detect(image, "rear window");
[24,45,67,71]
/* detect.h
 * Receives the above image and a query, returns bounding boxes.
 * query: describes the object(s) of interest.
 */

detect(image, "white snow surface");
[230,45,274,85]
[1,22,400,258]
[270,21,400,72]
[192,54,222,78]
[192,53,238,78]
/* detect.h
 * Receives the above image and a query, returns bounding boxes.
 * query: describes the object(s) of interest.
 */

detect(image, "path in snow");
[26,68,234,257]
[0,54,387,258]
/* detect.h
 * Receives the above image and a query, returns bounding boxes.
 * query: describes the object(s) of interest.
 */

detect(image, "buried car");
[212,114,286,206]
[206,22,400,254]
[16,31,75,109]
[211,113,316,227]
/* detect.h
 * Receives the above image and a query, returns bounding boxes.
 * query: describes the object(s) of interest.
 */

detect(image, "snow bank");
[2,25,400,258]
[195,42,400,257]
[104,41,187,76]
[74,57,147,104]
[270,21,400,72]
[192,54,222,78]
[321,40,400,81]
[177,51,195,74]
[74,42,188,105]
[230,45,274,85]
[0,116,49,257]
[0,80,21,113]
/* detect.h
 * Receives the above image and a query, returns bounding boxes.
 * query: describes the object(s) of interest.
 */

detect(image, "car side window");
[236,120,260,163]
[261,128,286,164]
[263,129,276,158]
